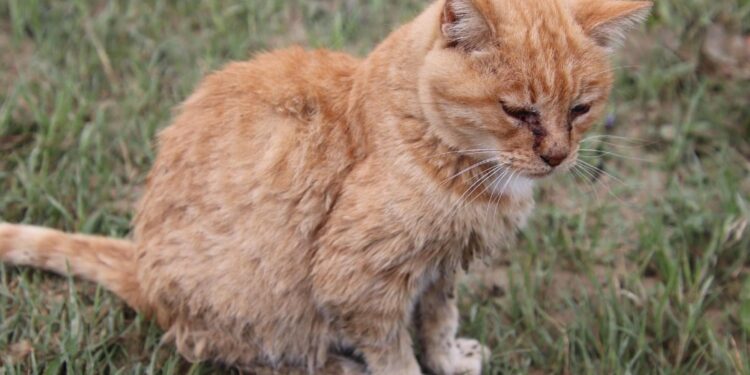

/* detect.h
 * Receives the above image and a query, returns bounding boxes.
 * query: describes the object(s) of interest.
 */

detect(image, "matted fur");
[0,0,650,374]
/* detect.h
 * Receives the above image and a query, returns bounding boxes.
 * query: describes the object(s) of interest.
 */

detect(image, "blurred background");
[1,1,749,373]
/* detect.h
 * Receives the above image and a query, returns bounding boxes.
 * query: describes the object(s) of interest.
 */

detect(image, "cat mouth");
[525,170,554,178]
[488,161,552,180]
[521,156,578,179]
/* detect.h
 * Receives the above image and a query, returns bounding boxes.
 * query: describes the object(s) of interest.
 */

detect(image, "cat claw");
[451,338,491,375]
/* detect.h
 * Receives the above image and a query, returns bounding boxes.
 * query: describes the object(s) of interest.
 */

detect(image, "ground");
[1,0,749,374]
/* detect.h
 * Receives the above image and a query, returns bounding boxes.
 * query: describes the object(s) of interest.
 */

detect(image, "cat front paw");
[450,338,490,375]
[423,338,490,375]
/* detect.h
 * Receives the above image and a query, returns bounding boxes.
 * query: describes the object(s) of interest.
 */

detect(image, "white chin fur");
[485,169,535,199]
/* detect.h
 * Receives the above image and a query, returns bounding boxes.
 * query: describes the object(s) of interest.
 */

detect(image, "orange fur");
[0,1,650,373]
[0,224,142,309]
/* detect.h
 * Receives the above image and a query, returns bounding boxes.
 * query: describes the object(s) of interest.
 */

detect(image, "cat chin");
[485,172,535,199]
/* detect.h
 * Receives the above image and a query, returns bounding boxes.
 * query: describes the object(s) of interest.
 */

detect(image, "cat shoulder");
[177,47,359,123]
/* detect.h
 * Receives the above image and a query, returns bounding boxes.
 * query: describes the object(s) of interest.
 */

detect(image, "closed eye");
[571,104,591,119]
[501,102,539,124]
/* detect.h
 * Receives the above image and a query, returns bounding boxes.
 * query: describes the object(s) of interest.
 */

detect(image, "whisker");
[491,170,518,219]
[581,134,652,145]
[575,162,629,206]
[577,159,626,186]
[440,157,500,186]
[579,140,644,150]
[574,163,608,202]
[463,164,507,208]
[450,164,503,213]
[411,148,512,163]
[570,166,600,203]
[483,168,511,221]
[425,149,505,159]
[576,160,606,183]
[578,149,653,163]
[486,171,503,221]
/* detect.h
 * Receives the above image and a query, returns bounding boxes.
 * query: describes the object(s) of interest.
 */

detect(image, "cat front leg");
[417,270,490,375]
[359,326,422,375]
[312,251,428,375]
[319,296,422,375]
[315,284,422,375]
[312,257,423,374]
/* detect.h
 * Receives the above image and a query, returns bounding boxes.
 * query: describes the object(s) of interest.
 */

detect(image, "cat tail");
[0,223,146,312]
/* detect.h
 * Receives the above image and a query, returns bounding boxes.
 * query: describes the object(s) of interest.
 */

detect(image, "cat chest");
[397,198,533,270]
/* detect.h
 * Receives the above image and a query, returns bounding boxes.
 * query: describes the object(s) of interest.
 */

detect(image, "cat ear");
[570,0,652,50]
[441,0,493,51]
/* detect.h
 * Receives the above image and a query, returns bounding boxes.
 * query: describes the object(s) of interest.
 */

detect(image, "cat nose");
[540,152,568,167]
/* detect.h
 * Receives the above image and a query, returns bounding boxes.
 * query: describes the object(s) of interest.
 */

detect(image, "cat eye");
[570,104,591,118]
[501,103,539,124]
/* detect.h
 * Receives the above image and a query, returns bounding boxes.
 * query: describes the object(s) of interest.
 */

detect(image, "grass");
[1,0,749,373]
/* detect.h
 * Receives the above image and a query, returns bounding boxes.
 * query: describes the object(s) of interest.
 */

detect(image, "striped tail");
[0,223,144,311]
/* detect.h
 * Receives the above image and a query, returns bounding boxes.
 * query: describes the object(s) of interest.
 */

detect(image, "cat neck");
[347,2,441,125]
[347,2,534,205]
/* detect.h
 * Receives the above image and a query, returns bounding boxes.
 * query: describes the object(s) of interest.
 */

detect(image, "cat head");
[418,0,651,179]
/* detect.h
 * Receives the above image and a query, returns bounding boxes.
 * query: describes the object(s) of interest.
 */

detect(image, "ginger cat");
[0,0,651,373]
